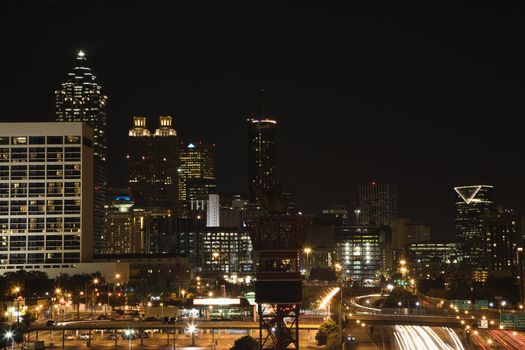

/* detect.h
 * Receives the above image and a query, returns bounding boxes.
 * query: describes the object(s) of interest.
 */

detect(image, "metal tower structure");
[246,214,310,349]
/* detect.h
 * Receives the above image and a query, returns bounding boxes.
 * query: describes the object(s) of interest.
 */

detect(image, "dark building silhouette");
[127,116,179,209]
[55,50,107,253]
[485,207,518,275]
[357,182,397,226]
[247,118,276,203]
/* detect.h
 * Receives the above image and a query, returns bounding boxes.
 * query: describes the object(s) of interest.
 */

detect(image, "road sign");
[452,300,471,309]
[475,300,489,310]
[479,319,488,329]
[500,313,525,329]
[500,314,515,328]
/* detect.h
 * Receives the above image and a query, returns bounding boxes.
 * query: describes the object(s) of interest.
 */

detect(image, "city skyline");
[1,2,523,240]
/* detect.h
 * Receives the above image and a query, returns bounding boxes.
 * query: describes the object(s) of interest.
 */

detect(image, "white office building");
[0,122,94,272]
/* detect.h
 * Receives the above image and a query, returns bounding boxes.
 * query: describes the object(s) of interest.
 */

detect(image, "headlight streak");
[393,326,465,350]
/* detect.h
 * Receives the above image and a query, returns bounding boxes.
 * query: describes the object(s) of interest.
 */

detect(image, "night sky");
[1,2,523,240]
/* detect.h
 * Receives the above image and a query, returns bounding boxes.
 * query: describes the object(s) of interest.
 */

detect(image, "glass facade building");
[178,142,216,203]
[335,225,391,286]
[454,185,494,269]
[0,122,94,271]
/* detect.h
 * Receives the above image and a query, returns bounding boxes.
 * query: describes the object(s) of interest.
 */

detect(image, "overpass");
[30,320,321,332]
[347,314,462,327]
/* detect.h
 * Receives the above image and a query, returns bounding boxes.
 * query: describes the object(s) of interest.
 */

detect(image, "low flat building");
[94,253,190,289]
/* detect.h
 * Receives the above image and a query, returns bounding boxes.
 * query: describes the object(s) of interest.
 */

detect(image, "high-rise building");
[335,225,391,286]
[127,116,179,209]
[247,118,276,203]
[178,142,216,203]
[103,193,144,254]
[143,207,175,254]
[485,207,518,274]
[406,241,461,280]
[0,122,94,272]
[201,227,252,275]
[391,218,430,264]
[55,50,107,254]
[206,194,220,227]
[357,182,397,226]
[454,185,494,269]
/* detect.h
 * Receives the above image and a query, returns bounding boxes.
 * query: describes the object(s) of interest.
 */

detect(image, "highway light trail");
[350,294,383,312]
[393,326,465,350]
[472,330,525,350]
[319,287,340,309]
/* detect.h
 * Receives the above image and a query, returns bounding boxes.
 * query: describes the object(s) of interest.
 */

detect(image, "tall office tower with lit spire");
[178,141,216,202]
[127,116,179,209]
[357,182,397,226]
[55,50,107,254]
[454,185,494,270]
[247,118,277,203]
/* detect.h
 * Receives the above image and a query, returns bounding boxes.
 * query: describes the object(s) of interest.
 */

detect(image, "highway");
[470,329,525,350]
[347,293,467,349]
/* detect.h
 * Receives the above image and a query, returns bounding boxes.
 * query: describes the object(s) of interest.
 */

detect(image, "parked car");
[106,334,119,340]
[78,334,92,340]
[144,316,159,321]
[45,320,55,326]
[65,334,76,340]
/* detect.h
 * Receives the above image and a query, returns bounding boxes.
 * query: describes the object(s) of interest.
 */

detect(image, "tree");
[315,318,338,345]
[230,335,259,350]
[326,331,341,350]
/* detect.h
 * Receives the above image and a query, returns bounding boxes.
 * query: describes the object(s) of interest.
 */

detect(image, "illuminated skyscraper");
[247,118,276,203]
[454,185,494,269]
[178,141,216,202]
[357,182,397,226]
[103,193,144,254]
[55,50,107,253]
[127,116,179,209]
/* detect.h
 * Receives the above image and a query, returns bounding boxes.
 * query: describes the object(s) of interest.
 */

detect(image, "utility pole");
[338,281,343,345]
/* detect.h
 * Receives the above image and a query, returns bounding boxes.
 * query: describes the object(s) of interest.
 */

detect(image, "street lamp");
[53,288,61,322]
[181,290,186,299]
[92,278,99,313]
[124,329,133,350]
[13,287,21,326]
[4,330,14,350]
[187,324,197,346]
[304,247,312,276]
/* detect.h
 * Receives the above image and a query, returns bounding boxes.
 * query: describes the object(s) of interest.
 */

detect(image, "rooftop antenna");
[261,88,265,119]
